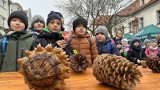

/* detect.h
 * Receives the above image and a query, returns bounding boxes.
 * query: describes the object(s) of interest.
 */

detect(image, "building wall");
[0,0,9,34]
[115,0,160,35]
[0,0,24,34]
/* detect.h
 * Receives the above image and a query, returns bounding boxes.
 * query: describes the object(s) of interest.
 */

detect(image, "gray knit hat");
[151,38,158,43]
[144,39,151,46]
[95,26,108,36]
[31,15,45,28]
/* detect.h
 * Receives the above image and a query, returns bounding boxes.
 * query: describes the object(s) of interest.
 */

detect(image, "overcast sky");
[11,0,72,30]
[12,0,61,20]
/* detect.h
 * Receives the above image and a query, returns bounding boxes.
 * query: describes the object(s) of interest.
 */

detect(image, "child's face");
[10,18,25,31]
[33,21,44,30]
[96,33,106,43]
[133,41,139,47]
[151,41,157,47]
[116,31,123,38]
[117,44,122,49]
[146,42,151,47]
[48,19,61,32]
[122,41,127,46]
[75,24,87,36]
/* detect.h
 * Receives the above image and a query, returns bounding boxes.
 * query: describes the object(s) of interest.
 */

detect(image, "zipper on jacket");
[78,38,80,52]
[16,36,20,71]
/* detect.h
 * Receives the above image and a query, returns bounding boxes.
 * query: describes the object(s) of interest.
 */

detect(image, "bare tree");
[57,0,134,37]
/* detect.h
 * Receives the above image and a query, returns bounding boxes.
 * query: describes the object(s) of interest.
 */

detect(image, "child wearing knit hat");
[0,10,34,72]
[145,38,160,59]
[127,38,146,65]
[31,11,73,56]
[121,38,129,57]
[95,26,120,56]
[69,17,98,66]
[28,15,45,38]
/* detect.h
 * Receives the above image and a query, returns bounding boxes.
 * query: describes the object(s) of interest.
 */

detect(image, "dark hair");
[116,30,123,36]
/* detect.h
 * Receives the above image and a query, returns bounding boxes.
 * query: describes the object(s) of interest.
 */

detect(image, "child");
[31,11,73,56]
[0,10,34,72]
[127,38,146,65]
[121,38,129,57]
[145,39,160,59]
[28,15,45,38]
[95,26,120,56]
[69,17,98,66]
[55,11,72,41]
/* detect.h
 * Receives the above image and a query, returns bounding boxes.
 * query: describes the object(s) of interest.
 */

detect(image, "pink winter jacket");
[145,46,160,58]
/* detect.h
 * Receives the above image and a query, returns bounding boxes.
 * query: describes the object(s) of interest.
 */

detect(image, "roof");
[118,0,157,16]
[93,15,110,25]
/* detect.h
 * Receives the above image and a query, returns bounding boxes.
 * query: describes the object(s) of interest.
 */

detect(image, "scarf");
[150,46,158,50]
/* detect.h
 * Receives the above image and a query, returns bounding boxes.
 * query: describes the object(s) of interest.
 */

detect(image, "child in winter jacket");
[28,15,45,38]
[69,17,98,66]
[95,26,120,56]
[0,10,34,72]
[121,38,129,57]
[127,38,146,65]
[31,11,73,56]
[145,39,160,59]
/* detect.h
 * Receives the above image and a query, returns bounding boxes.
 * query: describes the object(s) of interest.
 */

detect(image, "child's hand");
[56,40,67,48]
[119,49,123,53]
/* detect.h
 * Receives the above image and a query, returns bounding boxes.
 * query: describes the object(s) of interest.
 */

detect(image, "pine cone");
[93,54,142,90]
[18,44,70,90]
[69,53,88,73]
[146,57,160,73]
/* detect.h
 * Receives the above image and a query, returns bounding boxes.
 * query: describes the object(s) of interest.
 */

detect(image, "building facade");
[115,0,160,35]
[0,0,32,34]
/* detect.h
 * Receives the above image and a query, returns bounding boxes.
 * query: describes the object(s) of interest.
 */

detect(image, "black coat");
[127,38,146,64]
[31,31,73,56]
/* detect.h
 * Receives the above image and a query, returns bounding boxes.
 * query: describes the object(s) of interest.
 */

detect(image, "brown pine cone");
[146,57,160,73]
[93,54,142,90]
[69,53,88,73]
[18,44,70,90]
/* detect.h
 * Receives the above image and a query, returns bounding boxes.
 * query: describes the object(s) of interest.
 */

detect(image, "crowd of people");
[0,10,160,72]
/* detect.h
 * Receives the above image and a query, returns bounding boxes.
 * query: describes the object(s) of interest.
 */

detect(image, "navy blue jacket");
[96,38,120,55]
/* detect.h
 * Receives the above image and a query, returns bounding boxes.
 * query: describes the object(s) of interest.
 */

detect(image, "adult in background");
[113,30,123,46]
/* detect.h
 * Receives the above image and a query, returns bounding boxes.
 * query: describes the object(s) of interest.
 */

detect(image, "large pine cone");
[18,44,70,90]
[69,53,88,72]
[93,54,142,90]
[146,57,160,73]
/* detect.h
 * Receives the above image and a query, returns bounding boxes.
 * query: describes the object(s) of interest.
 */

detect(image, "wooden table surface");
[0,67,160,90]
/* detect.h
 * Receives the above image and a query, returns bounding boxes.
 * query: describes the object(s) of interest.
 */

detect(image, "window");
[0,0,5,7]
[139,17,144,28]
[141,0,145,5]
[128,22,131,32]
[157,10,160,24]
[0,16,5,27]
